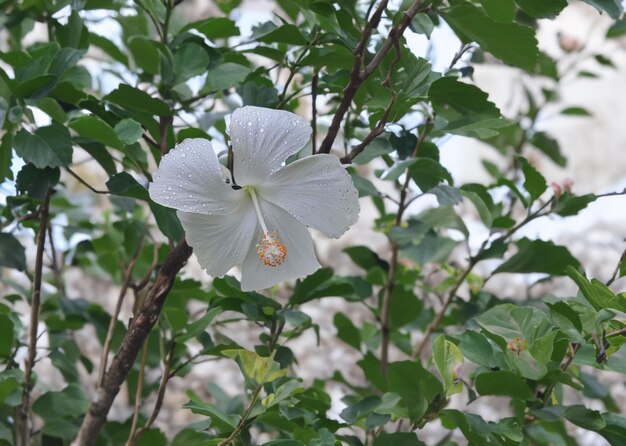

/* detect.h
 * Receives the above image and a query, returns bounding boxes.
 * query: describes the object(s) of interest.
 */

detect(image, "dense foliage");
[1,0,626,445]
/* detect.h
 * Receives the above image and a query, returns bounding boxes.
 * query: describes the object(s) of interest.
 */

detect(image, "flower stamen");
[248,187,287,267]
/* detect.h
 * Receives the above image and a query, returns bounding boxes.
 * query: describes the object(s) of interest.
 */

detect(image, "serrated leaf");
[494,238,580,275]
[516,156,547,200]
[14,123,73,168]
[69,115,123,150]
[432,335,464,396]
[442,4,538,71]
[475,370,534,400]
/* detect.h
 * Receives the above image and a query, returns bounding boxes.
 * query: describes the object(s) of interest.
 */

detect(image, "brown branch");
[73,240,192,445]
[317,1,427,154]
[128,342,176,445]
[66,167,109,194]
[18,188,52,446]
[97,238,145,388]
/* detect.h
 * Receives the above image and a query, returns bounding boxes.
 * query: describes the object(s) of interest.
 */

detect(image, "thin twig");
[218,385,263,446]
[128,342,176,445]
[66,167,109,194]
[18,188,52,446]
[380,120,431,375]
[98,238,145,388]
[126,340,149,446]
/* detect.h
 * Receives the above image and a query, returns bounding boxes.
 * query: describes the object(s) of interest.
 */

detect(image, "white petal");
[229,106,311,186]
[258,154,360,238]
[240,197,320,292]
[149,138,242,214]
[177,197,256,277]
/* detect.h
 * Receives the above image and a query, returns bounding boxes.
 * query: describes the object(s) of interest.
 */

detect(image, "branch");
[73,241,192,446]
[66,167,109,194]
[380,120,431,375]
[317,0,427,154]
[18,188,52,446]
[128,342,176,445]
[97,239,144,388]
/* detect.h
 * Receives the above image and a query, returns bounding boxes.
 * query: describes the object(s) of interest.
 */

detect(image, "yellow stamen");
[247,187,287,267]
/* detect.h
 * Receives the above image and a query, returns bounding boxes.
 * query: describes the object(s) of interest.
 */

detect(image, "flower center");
[246,187,287,267]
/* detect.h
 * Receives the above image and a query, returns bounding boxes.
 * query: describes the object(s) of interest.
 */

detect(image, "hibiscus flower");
[149,106,360,291]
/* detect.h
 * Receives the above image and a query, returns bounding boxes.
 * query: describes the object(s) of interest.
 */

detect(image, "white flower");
[149,106,360,291]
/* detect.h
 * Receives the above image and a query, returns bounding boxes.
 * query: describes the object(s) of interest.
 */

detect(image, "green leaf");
[429,77,509,138]
[89,32,128,65]
[290,268,355,305]
[479,0,516,22]
[14,123,73,168]
[494,238,580,275]
[560,106,592,116]
[33,384,89,420]
[513,0,567,18]
[475,303,552,344]
[388,361,443,422]
[455,330,498,368]
[69,115,123,150]
[516,156,547,200]
[353,137,393,164]
[410,13,434,38]
[582,0,623,19]
[344,246,388,271]
[173,42,210,84]
[374,432,426,446]
[254,23,307,45]
[334,313,360,350]
[432,335,464,396]
[389,287,423,329]
[340,396,381,423]
[529,132,566,166]
[0,315,14,358]
[0,374,19,403]
[114,118,143,145]
[409,159,453,192]
[128,36,160,75]
[566,267,626,312]
[204,63,251,91]
[183,398,239,432]
[429,185,463,205]
[475,370,534,400]
[41,418,81,440]
[607,19,626,38]
[440,409,523,444]
[106,172,149,200]
[442,4,538,71]
[16,164,59,200]
[187,17,240,39]
[105,84,172,116]
[222,349,287,385]
[0,233,26,272]
[175,307,221,342]
[150,202,184,242]
[563,405,606,431]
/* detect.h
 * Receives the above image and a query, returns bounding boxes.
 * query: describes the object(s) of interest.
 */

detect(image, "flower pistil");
[246,186,287,267]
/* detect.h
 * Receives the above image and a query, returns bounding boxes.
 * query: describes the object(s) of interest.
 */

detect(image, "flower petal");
[230,106,311,186]
[240,197,320,291]
[177,196,256,277]
[259,154,360,238]
[149,138,242,214]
